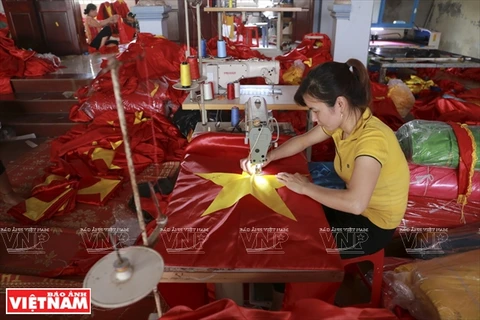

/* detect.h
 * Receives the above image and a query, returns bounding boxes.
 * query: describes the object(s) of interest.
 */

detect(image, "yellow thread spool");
[180,62,191,88]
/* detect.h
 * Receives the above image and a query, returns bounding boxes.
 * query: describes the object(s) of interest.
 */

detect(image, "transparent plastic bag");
[401,195,480,229]
[282,59,305,85]
[388,79,415,118]
[408,163,480,201]
[398,221,480,260]
[396,120,480,169]
[383,249,480,320]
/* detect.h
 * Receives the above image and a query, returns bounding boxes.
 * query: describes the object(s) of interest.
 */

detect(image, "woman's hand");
[239,157,272,174]
[110,15,119,23]
[276,172,310,194]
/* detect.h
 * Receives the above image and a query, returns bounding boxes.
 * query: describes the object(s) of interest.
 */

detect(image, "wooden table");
[182,85,312,160]
[161,268,344,283]
[182,85,307,111]
[204,6,308,50]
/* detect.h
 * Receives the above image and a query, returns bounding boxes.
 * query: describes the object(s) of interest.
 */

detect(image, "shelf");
[204,6,307,12]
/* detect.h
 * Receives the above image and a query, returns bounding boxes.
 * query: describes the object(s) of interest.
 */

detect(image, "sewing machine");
[244,96,279,174]
[202,59,280,93]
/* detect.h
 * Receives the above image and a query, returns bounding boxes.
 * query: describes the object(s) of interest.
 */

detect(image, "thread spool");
[180,62,191,88]
[227,82,235,100]
[231,106,240,127]
[203,82,214,100]
[187,56,200,80]
[217,40,227,58]
[233,81,240,98]
[201,39,207,58]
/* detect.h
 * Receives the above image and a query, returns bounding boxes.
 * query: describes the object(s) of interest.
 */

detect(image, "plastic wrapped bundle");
[409,164,480,202]
[396,120,480,169]
[401,221,480,260]
[383,249,480,320]
[388,78,415,118]
[401,195,480,229]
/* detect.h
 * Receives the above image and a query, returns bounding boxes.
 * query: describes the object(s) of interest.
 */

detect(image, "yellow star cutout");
[77,178,121,202]
[195,172,297,221]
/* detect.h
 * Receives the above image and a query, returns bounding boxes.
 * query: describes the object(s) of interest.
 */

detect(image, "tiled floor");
[53,54,113,77]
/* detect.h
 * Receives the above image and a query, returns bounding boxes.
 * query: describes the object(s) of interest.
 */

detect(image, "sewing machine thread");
[227,82,235,100]
[217,39,227,58]
[180,62,192,88]
[187,56,200,80]
[234,81,240,98]
[231,106,240,127]
[201,39,207,57]
[203,82,214,100]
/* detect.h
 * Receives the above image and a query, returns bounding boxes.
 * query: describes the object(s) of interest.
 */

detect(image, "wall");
[426,0,480,58]
[0,1,4,14]
[320,0,334,38]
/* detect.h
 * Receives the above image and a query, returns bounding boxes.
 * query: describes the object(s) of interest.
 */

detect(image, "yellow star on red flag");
[195,172,297,221]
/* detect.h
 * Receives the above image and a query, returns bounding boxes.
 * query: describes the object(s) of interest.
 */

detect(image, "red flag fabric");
[447,122,478,209]
[411,93,480,122]
[118,19,136,44]
[113,0,130,19]
[151,133,342,271]
[8,111,187,224]
[71,34,189,122]
[160,298,398,320]
[408,164,480,202]
[96,2,116,21]
[0,31,59,94]
[401,196,480,229]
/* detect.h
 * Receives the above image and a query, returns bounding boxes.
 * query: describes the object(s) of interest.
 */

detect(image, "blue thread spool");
[217,39,227,58]
[201,39,207,58]
[231,106,240,127]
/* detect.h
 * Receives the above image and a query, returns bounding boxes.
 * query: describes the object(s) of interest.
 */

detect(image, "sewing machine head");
[203,59,280,93]
[244,97,279,174]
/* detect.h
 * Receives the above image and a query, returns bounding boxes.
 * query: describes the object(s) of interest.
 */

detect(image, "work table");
[181,85,307,111]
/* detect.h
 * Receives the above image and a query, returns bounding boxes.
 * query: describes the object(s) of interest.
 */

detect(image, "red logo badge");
[6,289,91,314]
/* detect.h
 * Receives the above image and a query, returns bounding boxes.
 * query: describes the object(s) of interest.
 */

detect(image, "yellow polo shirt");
[322,108,410,230]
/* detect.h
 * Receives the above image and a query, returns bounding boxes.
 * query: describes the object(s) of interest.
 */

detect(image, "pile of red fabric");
[446,67,480,82]
[8,111,187,224]
[71,33,190,122]
[159,298,397,320]
[411,84,480,123]
[0,30,60,94]
[97,0,130,20]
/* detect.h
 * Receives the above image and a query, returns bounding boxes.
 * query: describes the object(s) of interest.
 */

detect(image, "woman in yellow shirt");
[241,58,410,258]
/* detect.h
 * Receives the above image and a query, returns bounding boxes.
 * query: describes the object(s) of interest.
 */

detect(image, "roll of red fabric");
[409,164,480,202]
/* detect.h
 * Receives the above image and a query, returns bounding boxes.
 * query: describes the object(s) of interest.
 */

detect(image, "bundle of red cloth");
[0,28,60,94]
[8,111,187,224]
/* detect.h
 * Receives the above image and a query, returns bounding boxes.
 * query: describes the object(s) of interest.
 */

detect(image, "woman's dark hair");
[84,4,97,15]
[294,59,371,112]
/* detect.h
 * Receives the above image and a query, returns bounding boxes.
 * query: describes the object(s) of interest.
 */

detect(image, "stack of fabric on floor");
[396,120,480,229]
[0,20,61,94]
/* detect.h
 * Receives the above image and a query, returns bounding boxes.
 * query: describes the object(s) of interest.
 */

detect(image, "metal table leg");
[276,12,282,50]
[379,67,387,84]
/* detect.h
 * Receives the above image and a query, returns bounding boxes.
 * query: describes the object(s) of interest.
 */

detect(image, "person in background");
[125,12,139,33]
[84,3,119,51]
[0,160,23,206]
